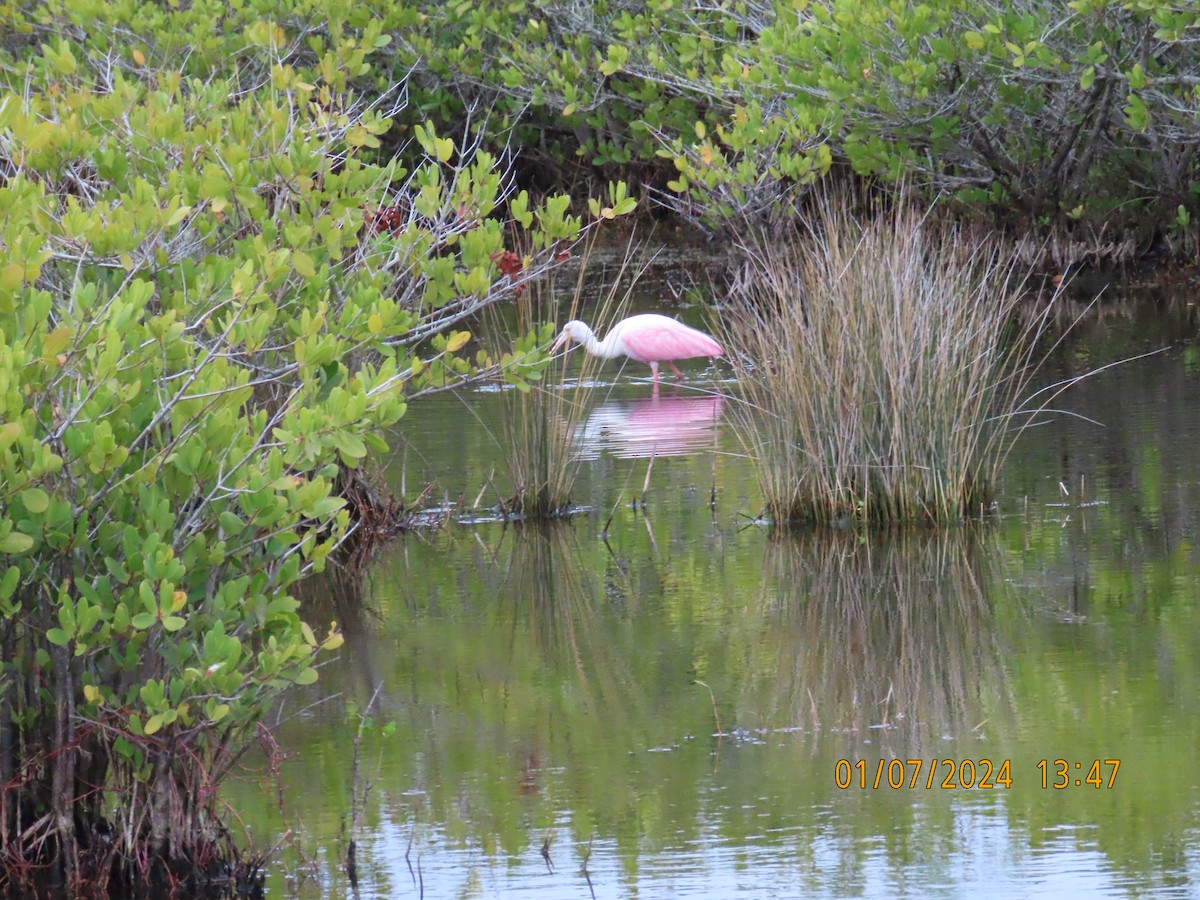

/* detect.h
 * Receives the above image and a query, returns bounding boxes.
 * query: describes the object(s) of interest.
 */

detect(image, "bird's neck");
[582,331,621,360]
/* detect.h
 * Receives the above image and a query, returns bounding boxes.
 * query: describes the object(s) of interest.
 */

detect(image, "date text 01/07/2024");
[834,759,1121,790]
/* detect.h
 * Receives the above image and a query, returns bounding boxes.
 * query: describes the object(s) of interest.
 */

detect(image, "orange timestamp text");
[835,758,1013,789]
[1037,758,1120,789]
[834,758,1121,790]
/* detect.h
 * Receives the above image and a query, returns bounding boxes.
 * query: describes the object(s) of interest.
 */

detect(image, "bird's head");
[551,320,592,354]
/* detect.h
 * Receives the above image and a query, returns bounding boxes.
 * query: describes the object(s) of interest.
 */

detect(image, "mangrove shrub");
[0,3,618,892]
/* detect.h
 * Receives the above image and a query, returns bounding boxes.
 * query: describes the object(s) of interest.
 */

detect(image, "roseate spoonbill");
[550,313,722,382]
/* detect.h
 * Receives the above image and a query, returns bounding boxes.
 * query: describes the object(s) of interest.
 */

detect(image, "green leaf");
[219,511,245,535]
[0,264,23,292]
[140,681,164,706]
[309,496,346,518]
[414,123,433,156]
[0,421,22,450]
[46,628,71,646]
[21,488,49,514]
[0,532,34,554]
[43,327,70,357]
[1124,93,1149,131]
[334,431,368,459]
[293,251,317,278]
[434,136,454,163]
[444,330,471,353]
[166,205,193,227]
[0,565,19,600]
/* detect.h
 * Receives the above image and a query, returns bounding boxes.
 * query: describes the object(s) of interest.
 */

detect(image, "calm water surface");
[228,276,1200,899]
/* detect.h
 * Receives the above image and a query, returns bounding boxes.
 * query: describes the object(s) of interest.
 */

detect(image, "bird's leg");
[650,361,660,382]
[668,361,685,380]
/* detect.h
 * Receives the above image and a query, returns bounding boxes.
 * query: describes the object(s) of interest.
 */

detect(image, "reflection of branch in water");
[694,679,725,738]
[747,529,1010,756]
[292,560,388,707]
[580,834,597,900]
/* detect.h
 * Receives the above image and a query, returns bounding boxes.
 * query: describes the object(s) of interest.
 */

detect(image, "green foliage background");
[295,0,1199,242]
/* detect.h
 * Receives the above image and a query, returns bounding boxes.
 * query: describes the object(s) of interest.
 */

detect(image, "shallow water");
[227,274,1200,899]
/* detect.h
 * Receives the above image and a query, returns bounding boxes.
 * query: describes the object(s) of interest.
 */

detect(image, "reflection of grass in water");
[748,528,1009,756]
[502,522,597,647]
[497,523,654,727]
[723,190,1058,525]
[490,239,646,519]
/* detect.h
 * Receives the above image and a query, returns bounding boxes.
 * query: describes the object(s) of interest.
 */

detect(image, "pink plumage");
[551,313,722,381]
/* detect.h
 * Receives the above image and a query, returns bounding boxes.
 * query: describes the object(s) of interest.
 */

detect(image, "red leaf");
[491,250,523,279]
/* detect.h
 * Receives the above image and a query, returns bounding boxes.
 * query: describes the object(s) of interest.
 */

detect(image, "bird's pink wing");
[619,322,722,363]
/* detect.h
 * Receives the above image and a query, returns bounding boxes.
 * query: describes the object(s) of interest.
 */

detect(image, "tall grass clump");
[487,240,642,518]
[724,193,1056,525]
[489,267,594,519]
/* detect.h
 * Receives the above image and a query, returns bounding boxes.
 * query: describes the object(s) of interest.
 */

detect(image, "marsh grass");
[723,193,1059,525]
[488,239,643,518]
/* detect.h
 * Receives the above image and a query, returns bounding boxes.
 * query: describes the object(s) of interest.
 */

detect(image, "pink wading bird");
[550,313,723,382]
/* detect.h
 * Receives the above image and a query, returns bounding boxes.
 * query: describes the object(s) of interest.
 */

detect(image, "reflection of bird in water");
[551,313,722,382]
[574,390,725,459]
